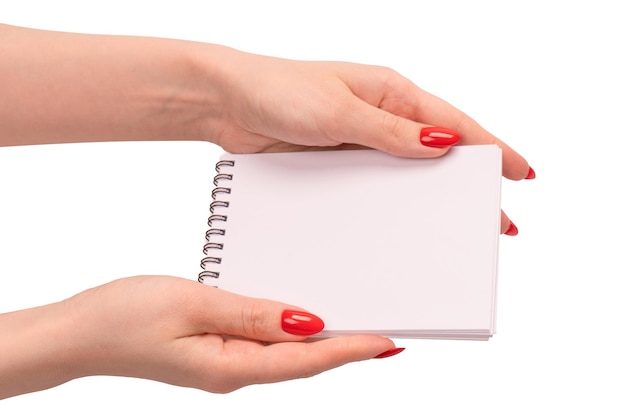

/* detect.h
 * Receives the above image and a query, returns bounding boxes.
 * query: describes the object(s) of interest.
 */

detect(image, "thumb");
[195,286,325,342]
[342,99,461,158]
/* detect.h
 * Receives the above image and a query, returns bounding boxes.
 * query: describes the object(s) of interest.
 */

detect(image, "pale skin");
[0,23,533,399]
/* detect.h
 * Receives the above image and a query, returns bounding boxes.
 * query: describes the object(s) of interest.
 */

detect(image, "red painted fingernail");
[420,126,461,148]
[505,221,518,236]
[525,166,536,180]
[374,347,405,359]
[281,310,325,336]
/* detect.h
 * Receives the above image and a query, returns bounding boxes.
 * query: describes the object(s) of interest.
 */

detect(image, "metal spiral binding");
[199,160,235,285]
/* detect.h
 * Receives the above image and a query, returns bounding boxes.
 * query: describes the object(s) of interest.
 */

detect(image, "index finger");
[413,88,532,180]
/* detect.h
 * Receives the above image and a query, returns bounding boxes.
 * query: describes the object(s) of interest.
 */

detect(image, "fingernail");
[420,126,461,148]
[374,347,405,359]
[505,221,518,236]
[281,310,325,336]
[525,166,536,180]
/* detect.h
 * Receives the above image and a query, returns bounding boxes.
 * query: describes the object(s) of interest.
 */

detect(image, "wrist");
[172,42,245,144]
[128,38,252,146]
[98,36,234,144]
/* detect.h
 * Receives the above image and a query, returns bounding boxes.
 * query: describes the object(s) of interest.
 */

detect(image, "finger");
[501,210,518,236]
[188,285,325,342]
[458,116,530,181]
[228,335,399,387]
[411,89,532,180]
[338,98,461,159]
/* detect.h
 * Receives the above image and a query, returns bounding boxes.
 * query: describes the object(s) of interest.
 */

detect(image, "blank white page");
[201,145,502,339]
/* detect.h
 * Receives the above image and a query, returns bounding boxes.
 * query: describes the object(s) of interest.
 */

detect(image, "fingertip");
[500,211,518,236]
[281,309,325,336]
[501,146,534,181]
[373,347,406,359]
[379,127,458,159]
[419,126,461,148]
[203,291,325,343]
[347,103,457,158]
[504,220,518,236]
[505,160,535,181]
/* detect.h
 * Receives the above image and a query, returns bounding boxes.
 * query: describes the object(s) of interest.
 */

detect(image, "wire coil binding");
[199,160,235,285]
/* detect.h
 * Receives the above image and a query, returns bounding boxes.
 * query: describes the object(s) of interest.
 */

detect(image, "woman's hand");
[204,51,534,233]
[0,275,397,399]
[0,24,533,233]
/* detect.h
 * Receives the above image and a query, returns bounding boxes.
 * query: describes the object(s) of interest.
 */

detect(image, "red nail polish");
[505,221,518,236]
[525,166,536,180]
[374,347,405,359]
[281,310,324,336]
[420,127,461,148]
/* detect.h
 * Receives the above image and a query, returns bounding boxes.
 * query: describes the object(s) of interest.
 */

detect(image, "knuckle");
[381,112,404,138]
[240,300,269,339]
[377,112,408,155]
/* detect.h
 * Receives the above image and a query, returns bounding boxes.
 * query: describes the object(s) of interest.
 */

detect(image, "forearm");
[0,300,82,399]
[0,24,231,146]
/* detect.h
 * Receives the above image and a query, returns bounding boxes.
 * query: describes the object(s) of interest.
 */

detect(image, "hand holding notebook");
[1,24,536,400]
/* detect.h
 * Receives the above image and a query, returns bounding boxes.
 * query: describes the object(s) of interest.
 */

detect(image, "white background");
[1,1,625,415]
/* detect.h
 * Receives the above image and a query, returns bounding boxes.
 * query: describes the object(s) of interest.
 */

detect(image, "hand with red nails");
[200,51,533,235]
[1,24,532,234]
[0,275,399,399]
[1,23,531,398]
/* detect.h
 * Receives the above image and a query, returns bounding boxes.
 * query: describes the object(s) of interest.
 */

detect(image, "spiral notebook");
[199,145,502,340]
